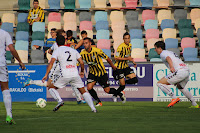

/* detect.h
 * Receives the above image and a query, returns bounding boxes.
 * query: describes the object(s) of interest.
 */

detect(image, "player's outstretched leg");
[72,87,86,104]
[23,78,47,87]
[6,115,16,125]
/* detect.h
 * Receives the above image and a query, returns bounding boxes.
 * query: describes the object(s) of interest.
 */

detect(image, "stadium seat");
[64,22,77,31]
[18,13,28,23]
[48,22,61,31]
[31,50,44,63]
[125,0,138,7]
[149,48,162,62]
[48,0,60,9]
[79,0,91,8]
[189,0,200,6]
[147,38,160,52]
[174,9,187,24]
[109,0,122,8]
[6,51,13,63]
[144,20,158,30]
[79,21,93,31]
[38,0,46,9]
[95,21,109,30]
[48,12,61,22]
[131,48,147,62]
[63,12,76,22]
[157,0,170,6]
[1,23,13,33]
[194,18,200,32]
[112,30,126,41]
[15,50,28,63]
[160,19,175,30]
[102,49,111,59]
[162,28,177,40]
[181,37,196,52]
[96,30,110,40]
[111,21,125,31]
[173,0,186,6]
[142,10,155,24]
[113,40,124,53]
[17,22,29,32]
[79,12,91,22]
[130,29,143,39]
[179,28,194,39]
[126,11,138,22]
[97,39,111,49]
[15,41,29,51]
[127,20,141,29]
[183,48,200,61]
[190,9,200,24]
[32,32,45,41]
[31,40,45,47]
[165,38,179,49]
[16,31,29,41]
[32,22,45,32]
[157,10,172,24]
[146,29,159,40]
[150,58,162,62]
[94,0,107,8]
[141,0,153,7]
[79,30,93,39]
[18,0,30,10]
[95,11,107,22]
[2,13,15,26]
[72,31,77,39]
[131,39,144,49]
[167,48,180,57]
[64,0,76,9]
[178,19,192,30]
[110,11,124,22]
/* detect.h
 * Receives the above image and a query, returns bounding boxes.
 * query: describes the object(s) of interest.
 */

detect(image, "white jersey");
[51,42,58,51]
[51,46,81,78]
[0,29,13,66]
[160,50,188,70]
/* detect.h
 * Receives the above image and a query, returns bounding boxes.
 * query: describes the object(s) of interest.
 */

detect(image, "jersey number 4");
[65,51,72,61]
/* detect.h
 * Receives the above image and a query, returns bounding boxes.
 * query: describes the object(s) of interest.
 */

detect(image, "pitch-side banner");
[47,64,153,101]
[0,65,47,102]
[153,64,200,102]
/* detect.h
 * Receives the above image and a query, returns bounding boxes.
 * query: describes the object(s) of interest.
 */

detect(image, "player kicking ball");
[154,41,199,108]
[42,35,97,112]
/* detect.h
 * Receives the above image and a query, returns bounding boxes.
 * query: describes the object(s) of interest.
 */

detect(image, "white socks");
[157,83,177,99]
[2,90,12,118]
[72,87,82,101]
[82,92,96,111]
[49,88,62,103]
[180,88,197,106]
[30,80,47,87]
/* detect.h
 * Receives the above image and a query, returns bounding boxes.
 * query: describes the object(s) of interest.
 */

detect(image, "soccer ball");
[36,98,46,108]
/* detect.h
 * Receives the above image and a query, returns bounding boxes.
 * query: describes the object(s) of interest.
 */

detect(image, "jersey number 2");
[65,51,72,61]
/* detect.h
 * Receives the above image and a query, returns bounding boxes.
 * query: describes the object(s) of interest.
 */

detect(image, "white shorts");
[54,76,84,89]
[0,66,8,82]
[49,62,61,83]
[166,68,189,88]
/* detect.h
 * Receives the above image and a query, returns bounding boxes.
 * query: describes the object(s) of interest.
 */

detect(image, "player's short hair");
[0,18,1,23]
[81,30,87,35]
[51,28,56,32]
[56,35,65,46]
[83,37,92,43]
[33,0,39,3]
[56,29,65,36]
[123,32,130,39]
[154,41,166,50]
[66,30,73,37]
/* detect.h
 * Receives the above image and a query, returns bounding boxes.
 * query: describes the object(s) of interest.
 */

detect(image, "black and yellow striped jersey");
[114,43,132,69]
[27,6,44,24]
[80,47,108,77]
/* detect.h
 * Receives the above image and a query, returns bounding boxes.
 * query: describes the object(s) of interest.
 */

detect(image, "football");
[36,98,46,108]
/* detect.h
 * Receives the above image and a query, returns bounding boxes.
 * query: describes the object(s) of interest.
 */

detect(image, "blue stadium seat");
[144,20,158,30]
[130,29,143,39]
[141,0,153,7]
[95,21,109,30]
[189,0,200,6]
[79,0,91,8]
[161,19,175,30]
[18,13,28,23]
[31,40,45,47]
[15,41,29,51]
[131,39,144,49]
[96,30,110,40]
[183,48,200,61]
[102,49,111,58]
[95,11,107,22]
[32,22,45,32]
[48,0,60,9]
[1,23,13,33]
[165,38,179,49]
[16,31,29,41]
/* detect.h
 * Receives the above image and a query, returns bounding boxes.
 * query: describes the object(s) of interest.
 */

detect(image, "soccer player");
[113,32,138,103]
[0,18,25,124]
[80,37,122,106]
[154,41,199,108]
[42,35,96,112]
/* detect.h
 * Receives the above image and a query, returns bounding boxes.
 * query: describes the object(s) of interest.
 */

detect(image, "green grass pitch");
[0,101,200,133]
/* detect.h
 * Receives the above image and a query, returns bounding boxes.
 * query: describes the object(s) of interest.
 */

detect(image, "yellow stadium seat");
[162,28,177,40]
[157,10,172,24]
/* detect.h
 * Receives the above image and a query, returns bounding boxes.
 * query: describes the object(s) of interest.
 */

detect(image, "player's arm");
[75,39,83,49]
[77,57,84,78]
[42,58,56,82]
[106,57,117,70]
[166,56,175,73]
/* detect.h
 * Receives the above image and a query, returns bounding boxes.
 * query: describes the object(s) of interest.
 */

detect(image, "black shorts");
[87,73,110,88]
[118,67,134,79]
